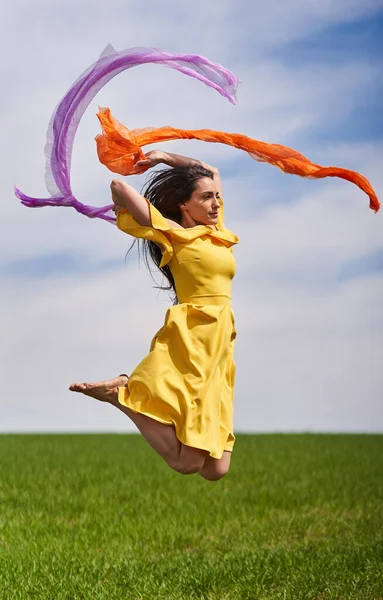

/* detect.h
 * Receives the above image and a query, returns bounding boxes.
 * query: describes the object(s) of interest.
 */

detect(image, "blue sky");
[1,0,382,433]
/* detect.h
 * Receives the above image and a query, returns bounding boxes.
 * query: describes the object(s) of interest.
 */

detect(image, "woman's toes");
[69,382,87,391]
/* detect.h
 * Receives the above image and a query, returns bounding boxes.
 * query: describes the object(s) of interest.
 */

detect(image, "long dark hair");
[125,164,214,305]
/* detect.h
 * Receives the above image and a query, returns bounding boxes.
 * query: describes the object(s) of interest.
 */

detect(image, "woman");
[70,150,239,481]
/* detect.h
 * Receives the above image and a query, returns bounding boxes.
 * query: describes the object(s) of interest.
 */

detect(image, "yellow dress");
[116,195,240,459]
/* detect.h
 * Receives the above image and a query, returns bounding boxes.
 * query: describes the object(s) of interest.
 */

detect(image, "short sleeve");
[116,195,239,267]
[116,198,174,268]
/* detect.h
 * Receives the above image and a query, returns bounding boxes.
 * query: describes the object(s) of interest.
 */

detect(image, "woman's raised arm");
[135,151,222,197]
[111,151,222,227]
[110,180,152,226]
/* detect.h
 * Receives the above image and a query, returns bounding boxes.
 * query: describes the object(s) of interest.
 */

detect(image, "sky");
[1,0,382,434]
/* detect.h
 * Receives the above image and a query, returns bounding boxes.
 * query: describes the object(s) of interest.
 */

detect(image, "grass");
[0,433,382,599]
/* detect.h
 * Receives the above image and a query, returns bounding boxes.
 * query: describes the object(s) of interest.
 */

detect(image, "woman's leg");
[115,400,208,473]
[198,451,232,481]
[69,376,208,474]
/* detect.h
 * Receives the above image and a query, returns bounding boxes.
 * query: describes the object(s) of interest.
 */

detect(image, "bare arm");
[111,150,221,228]
[136,150,222,197]
[159,151,217,172]
[111,179,152,226]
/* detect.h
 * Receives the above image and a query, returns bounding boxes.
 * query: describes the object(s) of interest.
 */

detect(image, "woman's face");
[179,177,221,227]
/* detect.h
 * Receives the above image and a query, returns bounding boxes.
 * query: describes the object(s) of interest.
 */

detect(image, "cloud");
[1,0,382,433]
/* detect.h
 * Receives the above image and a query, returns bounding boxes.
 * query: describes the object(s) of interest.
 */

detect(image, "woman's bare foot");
[69,375,129,404]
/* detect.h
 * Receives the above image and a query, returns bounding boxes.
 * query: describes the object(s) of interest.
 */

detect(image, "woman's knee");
[171,460,203,475]
[169,445,207,475]
[200,465,229,481]
[199,451,232,481]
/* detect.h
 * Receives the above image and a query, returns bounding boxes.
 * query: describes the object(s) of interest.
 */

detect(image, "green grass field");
[0,434,382,599]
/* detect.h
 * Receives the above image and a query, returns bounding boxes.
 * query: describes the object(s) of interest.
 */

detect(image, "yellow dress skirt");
[116,195,239,459]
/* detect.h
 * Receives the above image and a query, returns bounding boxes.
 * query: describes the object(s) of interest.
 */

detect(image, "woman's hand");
[112,203,122,215]
[134,150,166,169]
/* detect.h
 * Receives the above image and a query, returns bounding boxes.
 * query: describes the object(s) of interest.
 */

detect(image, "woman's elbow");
[110,179,125,193]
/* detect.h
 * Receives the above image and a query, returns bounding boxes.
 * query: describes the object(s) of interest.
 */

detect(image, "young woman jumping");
[70,150,239,481]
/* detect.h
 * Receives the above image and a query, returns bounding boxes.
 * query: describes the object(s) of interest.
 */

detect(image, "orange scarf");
[96,107,380,213]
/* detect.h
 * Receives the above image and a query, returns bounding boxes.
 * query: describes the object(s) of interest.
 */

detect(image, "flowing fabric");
[96,107,380,213]
[14,45,240,223]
